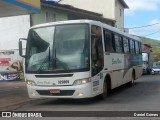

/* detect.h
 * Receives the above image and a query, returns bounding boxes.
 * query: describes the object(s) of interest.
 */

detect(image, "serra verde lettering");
[36,81,51,85]
[112,58,122,65]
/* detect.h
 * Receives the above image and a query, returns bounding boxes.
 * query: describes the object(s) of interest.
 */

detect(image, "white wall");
[115,0,124,29]
[60,0,115,20]
[0,15,30,50]
[60,0,125,28]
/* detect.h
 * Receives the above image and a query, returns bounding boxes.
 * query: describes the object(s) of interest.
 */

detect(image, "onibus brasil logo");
[1,112,42,118]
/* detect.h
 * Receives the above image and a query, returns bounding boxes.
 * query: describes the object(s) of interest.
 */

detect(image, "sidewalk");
[0,81,31,111]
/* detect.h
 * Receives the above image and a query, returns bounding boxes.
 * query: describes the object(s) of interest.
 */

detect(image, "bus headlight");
[26,80,36,86]
[73,78,91,85]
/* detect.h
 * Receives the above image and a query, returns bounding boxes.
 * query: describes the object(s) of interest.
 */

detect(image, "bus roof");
[31,20,141,42]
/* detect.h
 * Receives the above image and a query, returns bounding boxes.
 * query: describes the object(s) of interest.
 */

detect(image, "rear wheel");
[128,73,134,87]
[147,69,151,74]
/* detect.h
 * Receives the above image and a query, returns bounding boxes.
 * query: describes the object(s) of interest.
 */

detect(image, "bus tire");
[128,73,135,87]
[98,81,107,99]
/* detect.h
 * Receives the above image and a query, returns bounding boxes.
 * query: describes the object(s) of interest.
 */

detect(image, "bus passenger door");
[91,25,104,96]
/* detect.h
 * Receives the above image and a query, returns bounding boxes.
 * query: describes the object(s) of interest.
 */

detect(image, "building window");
[46,12,56,22]
[120,9,122,16]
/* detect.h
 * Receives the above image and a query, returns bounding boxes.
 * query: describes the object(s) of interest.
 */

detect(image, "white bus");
[19,20,142,99]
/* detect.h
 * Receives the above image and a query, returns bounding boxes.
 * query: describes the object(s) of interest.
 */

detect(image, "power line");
[120,22,160,29]
[145,30,160,37]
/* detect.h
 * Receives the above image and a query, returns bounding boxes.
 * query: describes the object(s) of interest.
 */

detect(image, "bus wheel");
[98,81,107,99]
[128,74,134,87]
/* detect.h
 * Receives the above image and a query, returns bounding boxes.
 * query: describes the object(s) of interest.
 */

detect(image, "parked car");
[151,66,160,75]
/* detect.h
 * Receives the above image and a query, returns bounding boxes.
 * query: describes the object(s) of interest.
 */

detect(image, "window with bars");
[46,12,56,22]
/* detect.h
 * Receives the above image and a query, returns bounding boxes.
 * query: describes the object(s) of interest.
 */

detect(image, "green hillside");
[141,37,160,53]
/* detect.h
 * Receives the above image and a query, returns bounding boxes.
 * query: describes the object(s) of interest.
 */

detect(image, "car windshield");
[153,66,160,69]
[25,24,90,73]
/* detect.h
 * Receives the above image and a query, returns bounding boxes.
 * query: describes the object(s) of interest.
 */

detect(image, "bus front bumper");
[27,83,95,99]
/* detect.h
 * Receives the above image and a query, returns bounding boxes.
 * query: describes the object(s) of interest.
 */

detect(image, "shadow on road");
[36,98,102,106]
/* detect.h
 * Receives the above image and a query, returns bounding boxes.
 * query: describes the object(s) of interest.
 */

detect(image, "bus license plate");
[50,89,60,94]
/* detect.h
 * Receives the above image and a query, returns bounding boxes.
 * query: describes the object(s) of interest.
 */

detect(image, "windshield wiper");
[49,47,51,67]
[53,48,57,68]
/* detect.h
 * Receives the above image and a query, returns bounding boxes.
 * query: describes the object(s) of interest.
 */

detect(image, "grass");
[141,37,160,53]
[141,37,160,61]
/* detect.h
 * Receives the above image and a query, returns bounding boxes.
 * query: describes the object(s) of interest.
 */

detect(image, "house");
[31,1,115,26]
[142,44,152,53]
[60,0,129,29]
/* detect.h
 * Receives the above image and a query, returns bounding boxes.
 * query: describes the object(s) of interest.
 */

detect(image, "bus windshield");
[26,24,90,73]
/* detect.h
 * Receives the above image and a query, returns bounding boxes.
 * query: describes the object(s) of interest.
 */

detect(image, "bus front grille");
[36,90,75,96]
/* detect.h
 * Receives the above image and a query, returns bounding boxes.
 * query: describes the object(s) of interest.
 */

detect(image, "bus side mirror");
[19,38,27,57]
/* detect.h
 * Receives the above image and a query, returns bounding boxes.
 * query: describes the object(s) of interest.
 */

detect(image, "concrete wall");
[143,45,151,53]
[32,7,68,26]
[60,0,115,20]
[0,15,30,50]
[115,0,124,29]
[32,6,114,27]
[60,0,125,28]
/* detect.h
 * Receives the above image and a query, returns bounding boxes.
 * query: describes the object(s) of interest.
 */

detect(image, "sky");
[124,0,160,40]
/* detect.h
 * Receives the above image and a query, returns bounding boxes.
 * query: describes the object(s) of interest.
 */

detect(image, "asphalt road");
[15,75,160,112]
[1,75,160,120]
[0,81,29,111]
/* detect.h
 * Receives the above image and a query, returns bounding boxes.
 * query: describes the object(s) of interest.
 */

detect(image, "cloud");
[150,19,160,24]
[125,0,160,16]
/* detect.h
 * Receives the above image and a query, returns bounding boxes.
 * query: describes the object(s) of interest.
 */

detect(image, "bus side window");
[114,34,122,53]
[123,37,129,53]
[139,42,142,54]
[130,39,135,54]
[91,25,104,76]
[112,33,116,52]
[135,41,139,54]
[103,29,114,52]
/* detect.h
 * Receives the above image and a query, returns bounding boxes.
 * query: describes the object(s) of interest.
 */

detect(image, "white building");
[0,15,30,50]
[60,0,129,29]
